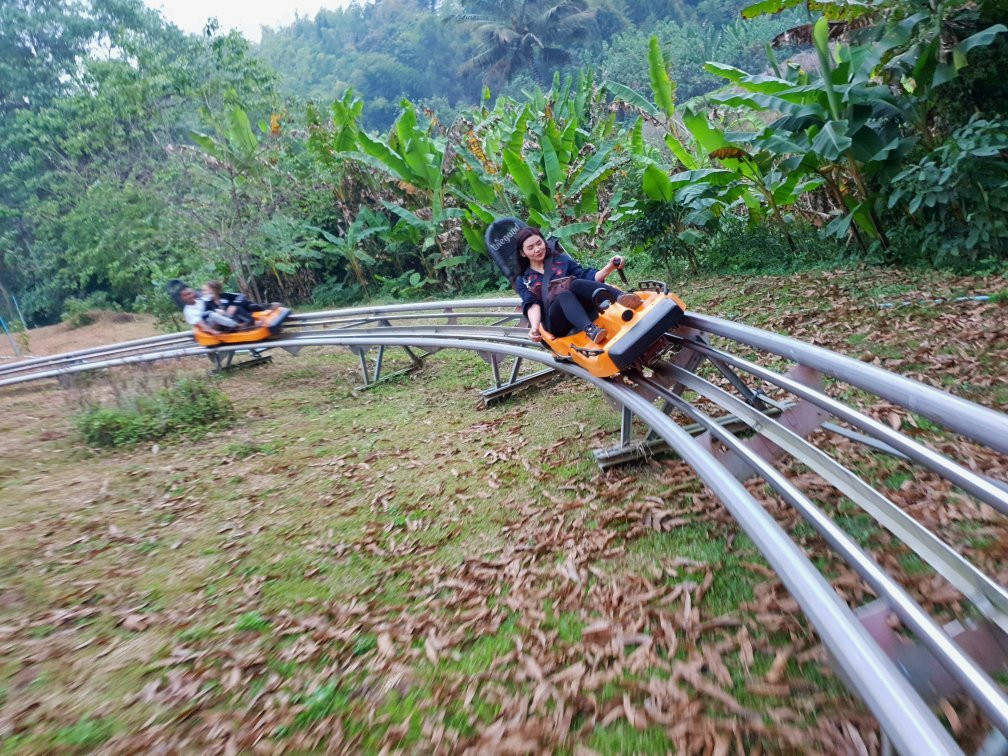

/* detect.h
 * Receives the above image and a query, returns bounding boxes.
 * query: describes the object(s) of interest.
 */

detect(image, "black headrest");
[165,279,190,309]
[484,217,528,282]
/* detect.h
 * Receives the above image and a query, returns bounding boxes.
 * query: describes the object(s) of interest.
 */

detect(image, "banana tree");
[467,72,631,251]
[701,19,908,249]
[338,100,470,284]
[310,208,388,295]
[189,105,278,301]
[705,15,1004,251]
[606,36,814,255]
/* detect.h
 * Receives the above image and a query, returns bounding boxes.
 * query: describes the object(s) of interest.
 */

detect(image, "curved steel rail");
[4,298,1008,752]
[0,298,524,380]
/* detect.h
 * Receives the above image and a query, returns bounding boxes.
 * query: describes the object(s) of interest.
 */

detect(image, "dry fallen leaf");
[121,614,148,632]
[765,649,789,684]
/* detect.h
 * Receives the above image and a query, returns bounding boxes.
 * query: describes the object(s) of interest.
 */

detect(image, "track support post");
[208,348,272,373]
[479,354,556,406]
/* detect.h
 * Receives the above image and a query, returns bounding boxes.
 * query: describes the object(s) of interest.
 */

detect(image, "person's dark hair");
[514,227,546,273]
[204,280,222,295]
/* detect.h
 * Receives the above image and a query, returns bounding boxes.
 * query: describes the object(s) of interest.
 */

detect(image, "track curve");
[4,298,1007,752]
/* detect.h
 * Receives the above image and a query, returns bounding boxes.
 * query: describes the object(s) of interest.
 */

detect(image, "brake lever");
[613,256,630,287]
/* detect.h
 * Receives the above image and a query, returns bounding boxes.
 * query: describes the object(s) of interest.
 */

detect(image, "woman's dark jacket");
[514,251,598,318]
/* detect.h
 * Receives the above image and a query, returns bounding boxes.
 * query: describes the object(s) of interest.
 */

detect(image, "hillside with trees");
[0,0,1005,329]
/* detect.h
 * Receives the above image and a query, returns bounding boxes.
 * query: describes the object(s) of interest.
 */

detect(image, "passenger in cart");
[512,226,641,345]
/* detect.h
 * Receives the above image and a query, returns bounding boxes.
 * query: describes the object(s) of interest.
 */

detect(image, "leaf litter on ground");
[0,267,1004,752]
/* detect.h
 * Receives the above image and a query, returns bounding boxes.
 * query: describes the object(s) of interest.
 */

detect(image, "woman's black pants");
[545,278,624,336]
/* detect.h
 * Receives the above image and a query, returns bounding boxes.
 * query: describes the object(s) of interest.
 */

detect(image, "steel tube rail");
[289,324,532,342]
[659,364,1008,632]
[637,374,1008,736]
[0,326,971,750]
[0,298,522,378]
[286,297,521,320]
[0,331,187,376]
[301,334,963,756]
[676,338,1008,516]
[686,313,1008,456]
[0,322,528,388]
[0,327,539,388]
[290,311,523,329]
[0,335,196,377]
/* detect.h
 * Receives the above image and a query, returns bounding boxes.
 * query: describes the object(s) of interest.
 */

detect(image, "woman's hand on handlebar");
[608,255,624,269]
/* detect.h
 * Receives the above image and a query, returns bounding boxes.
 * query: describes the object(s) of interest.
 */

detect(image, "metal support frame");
[593,402,791,469]
[350,319,431,390]
[690,363,832,481]
[480,352,556,405]
[353,342,426,390]
[207,347,272,372]
[478,307,557,405]
[593,328,778,470]
[857,600,1008,704]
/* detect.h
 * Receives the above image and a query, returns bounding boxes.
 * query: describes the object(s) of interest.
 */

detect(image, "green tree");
[456,0,598,84]
[0,0,280,324]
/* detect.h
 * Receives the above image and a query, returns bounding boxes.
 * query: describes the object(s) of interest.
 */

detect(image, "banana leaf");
[648,36,676,119]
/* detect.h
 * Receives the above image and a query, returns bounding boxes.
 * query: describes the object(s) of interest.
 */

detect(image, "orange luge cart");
[484,218,686,378]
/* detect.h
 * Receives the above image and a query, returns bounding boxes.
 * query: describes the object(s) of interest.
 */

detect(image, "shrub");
[607,197,700,278]
[74,378,234,448]
[888,116,1008,268]
[699,217,848,274]
[311,278,365,308]
[60,292,120,328]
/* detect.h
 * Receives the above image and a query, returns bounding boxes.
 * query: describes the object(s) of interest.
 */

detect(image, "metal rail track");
[4,299,1007,754]
[0,298,523,380]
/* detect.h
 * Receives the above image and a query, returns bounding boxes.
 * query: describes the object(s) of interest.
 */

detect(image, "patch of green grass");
[260,577,331,610]
[73,378,234,448]
[868,343,905,360]
[283,366,323,381]
[543,605,585,644]
[177,625,214,643]
[884,471,913,490]
[276,680,354,736]
[224,439,282,458]
[371,687,429,748]
[835,513,877,548]
[267,658,300,678]
[54,716,116,749]
[899,551,932,577]
[436,615,519,677]
[863,282,915,299]
[234,611,271,633]
[706,562,760,617]
[597,670,646,702]
[589,722,674,754]
[620,527,761,618]
[353,633,376,656]
[909,413,946,435]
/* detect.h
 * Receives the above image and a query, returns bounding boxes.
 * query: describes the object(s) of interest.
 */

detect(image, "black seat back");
[484,217,528,284]
[484,218,570,286]
[165,279,190,310]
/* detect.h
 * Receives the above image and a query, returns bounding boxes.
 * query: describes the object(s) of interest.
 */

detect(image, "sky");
[142,0,344,43]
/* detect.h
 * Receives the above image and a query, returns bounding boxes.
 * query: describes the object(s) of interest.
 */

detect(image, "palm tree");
[455,0,598,85]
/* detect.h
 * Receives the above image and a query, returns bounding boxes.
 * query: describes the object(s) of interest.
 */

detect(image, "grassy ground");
[0,267,1005,753]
